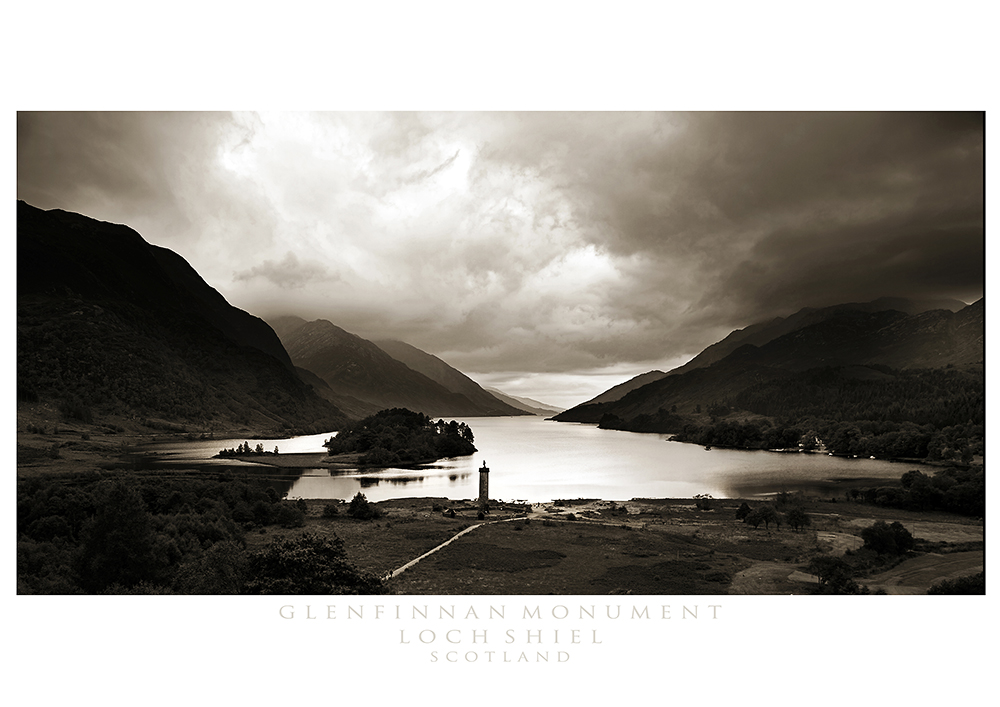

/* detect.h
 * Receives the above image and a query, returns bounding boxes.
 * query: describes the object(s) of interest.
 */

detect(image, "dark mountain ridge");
[580,370,668,406]
[18,202,294,369]
[667,296,969,378]
[554,298,984,432]
[570,297,971,415]
[17,202,345,433]
[373,339,527,416]
[271,317,516,417]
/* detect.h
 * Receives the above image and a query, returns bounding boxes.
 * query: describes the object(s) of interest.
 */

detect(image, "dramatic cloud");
[17,112,984,408]
[233,252,332,289]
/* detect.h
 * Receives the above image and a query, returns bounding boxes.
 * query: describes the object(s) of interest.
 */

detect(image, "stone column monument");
[478,461,490,513]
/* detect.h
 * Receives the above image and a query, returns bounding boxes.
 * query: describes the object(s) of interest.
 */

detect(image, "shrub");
[274,503,305,528]
[860,520,914,555]
[245,533,384,594]
[927,572,985,595]
[347,492,382,520]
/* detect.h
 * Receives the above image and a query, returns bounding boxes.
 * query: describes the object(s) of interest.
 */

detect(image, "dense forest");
[600,365,983,462]
[17,297,345,433]
[17,472,384,595]
[324,408,477,466]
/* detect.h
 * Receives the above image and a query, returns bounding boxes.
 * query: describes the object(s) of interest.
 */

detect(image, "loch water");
[144,416,927,503]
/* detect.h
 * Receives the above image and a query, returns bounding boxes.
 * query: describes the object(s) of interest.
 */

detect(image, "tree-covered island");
[324,408,477,466]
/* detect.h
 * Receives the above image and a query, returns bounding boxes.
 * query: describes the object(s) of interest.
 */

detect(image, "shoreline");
[16,427,967,507]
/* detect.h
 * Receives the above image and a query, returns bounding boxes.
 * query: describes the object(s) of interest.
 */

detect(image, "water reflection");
[359,476,426,487]
[142,417,932,503]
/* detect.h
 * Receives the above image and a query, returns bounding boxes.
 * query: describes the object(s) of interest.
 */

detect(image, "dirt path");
[386,515,528,579]
[386,523,486,579]
[383,501,639,581]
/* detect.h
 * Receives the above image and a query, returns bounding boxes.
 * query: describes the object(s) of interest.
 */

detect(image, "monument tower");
[478,461,489,513]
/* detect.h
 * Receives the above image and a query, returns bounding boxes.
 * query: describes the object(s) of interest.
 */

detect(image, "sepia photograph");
[8,3,992,705]
[16,110,984,597]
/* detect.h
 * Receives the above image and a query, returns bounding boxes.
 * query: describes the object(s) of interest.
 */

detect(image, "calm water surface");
[147,417,927,503]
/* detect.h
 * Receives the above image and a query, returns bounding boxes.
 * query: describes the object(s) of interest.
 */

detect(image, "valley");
[16,203,984,596]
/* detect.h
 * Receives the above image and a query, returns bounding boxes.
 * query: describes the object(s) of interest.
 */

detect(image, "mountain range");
[484,388,563,416]
[269,316,530,418]
[16,203,549,437]
[17,202,982,447]
[554,297,984,429]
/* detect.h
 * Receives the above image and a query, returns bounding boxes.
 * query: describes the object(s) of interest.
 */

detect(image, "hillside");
[373,339,527,416]
[271,317,514,417]
[484,388,564,416]
[580,370,667,406]
[553,299,984,461]
[16,202,346,434]
[666,297,969,378]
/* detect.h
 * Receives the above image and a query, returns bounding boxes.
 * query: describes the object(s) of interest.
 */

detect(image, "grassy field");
[245,496,984,595]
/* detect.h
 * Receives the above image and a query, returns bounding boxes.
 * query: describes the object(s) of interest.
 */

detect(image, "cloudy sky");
[17,111,984,408]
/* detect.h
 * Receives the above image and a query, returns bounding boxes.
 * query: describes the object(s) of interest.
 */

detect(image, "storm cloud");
[17,112,984,407]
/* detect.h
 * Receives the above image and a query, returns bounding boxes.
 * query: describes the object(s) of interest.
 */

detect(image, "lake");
[144,416,928,503]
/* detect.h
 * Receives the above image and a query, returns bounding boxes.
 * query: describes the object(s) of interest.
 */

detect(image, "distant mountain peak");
[483,388,564,415]
[270,318,526,417]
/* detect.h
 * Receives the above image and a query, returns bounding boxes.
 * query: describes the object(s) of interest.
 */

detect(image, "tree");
[807,556,869,594]
[860,520,914,555]
[901,470,929,489]
[745,504,781,530]
[245,533,384,594]
[173,540,248,594]
[785,507,811,531]
[808,556,850,585]
[799,430,819,451]
[347,492,382,520]
[735,502,752,520]
[77,480,159,592]
[274,502,306,528]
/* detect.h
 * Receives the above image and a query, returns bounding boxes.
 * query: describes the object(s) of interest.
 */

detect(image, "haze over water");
[153,417,924,503]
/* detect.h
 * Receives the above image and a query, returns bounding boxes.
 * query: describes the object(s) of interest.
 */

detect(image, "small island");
[215,441,280,458]
[324,407,477,467]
